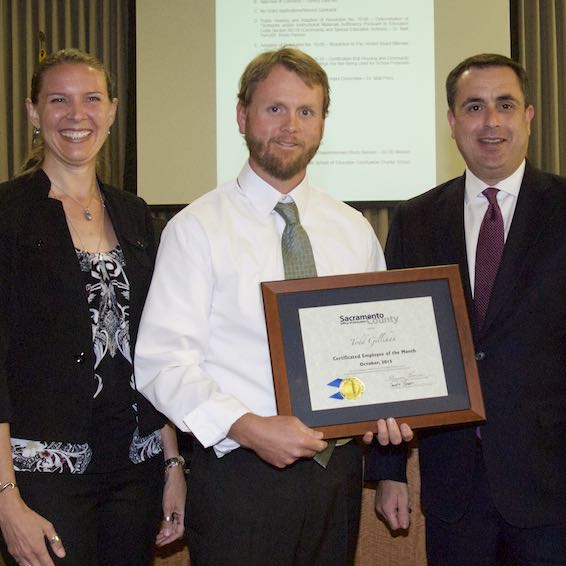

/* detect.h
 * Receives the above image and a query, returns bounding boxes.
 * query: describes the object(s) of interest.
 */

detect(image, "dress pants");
[0,457,163,566]
[426,444,566,566]
[186,442,362,566]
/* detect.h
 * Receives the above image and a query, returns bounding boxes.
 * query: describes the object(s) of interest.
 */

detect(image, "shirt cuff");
[184,395,250,455]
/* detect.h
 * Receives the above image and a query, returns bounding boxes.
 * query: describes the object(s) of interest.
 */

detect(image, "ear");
[447,108,456,139]
[108,98,118,127]
[25,98,40,129]
[525,104,534,135]
[236,100,247,135]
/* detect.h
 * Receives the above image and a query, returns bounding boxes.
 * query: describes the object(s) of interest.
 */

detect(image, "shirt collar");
[235,161,311,217]
[464,159,526,203]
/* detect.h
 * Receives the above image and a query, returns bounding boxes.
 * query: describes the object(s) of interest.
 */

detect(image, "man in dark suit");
[367,54,566,565]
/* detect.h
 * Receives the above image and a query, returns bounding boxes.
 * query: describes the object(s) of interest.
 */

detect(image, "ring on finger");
[164,515,172,522]
[49,533,61,544]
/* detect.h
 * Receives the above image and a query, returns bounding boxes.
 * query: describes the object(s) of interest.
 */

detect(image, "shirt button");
[74,352,86,364]
[475,351,485,361]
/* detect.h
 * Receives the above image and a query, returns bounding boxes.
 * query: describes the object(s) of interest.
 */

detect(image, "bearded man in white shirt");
[135,47,412,566]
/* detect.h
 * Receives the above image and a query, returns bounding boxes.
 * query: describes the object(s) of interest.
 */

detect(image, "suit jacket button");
[74,352,86,364]
[475,351,485,361]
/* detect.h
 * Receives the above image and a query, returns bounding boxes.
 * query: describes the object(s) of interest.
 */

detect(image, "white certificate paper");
[298,297,448,411]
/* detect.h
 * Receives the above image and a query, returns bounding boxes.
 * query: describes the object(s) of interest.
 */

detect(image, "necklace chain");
[53,183,106,254]
[51,182,103,221]
[65,203,106,255]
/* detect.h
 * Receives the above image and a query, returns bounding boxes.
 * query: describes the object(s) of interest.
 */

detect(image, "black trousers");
[0,458,163,566]
[426,445,566,566]
[186,442,362,566]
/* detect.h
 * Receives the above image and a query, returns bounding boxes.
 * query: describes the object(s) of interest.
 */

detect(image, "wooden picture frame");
[261,265,485,438]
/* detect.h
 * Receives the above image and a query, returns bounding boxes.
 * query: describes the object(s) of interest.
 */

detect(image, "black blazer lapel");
[482,165,552,332]
[438,177,475,320]
[100,184,157,352]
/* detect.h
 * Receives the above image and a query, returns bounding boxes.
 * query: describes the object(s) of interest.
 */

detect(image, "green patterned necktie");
[274,201,317,279]
[274,201,336,467]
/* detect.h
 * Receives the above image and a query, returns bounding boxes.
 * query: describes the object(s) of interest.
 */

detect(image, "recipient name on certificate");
[298,297,448,412]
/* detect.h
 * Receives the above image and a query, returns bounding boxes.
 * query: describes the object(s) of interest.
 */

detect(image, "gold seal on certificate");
[339,377,365,400]
[328,376,365,401]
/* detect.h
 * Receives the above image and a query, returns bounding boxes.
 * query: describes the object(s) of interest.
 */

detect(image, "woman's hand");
[0,488,65,566]
[155,464,187,547]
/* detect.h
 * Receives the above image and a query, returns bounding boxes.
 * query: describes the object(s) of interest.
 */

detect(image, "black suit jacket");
[0,169,166,440]
[366,163,566,528]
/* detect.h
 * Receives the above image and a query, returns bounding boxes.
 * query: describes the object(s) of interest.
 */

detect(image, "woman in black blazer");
[0,49,186,565]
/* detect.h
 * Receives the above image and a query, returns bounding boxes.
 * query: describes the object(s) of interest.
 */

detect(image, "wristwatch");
[164,455,186,471]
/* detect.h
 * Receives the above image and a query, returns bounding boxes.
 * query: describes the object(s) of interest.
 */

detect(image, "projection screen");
[136,0,510,205]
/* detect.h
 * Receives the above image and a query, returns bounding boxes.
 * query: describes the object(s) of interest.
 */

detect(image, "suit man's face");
[447,66,534,185]
[236,64,325,194]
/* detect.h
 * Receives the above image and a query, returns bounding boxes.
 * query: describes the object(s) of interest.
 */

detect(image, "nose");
[67,99,87,120]
[484,105,500,128]
[281,112,299,132]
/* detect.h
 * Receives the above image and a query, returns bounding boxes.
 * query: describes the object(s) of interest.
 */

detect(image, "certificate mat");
[261,266,485,438]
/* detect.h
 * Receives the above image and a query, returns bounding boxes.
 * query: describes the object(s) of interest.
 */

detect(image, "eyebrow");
[45,90,104,95]
[460,94,520,107]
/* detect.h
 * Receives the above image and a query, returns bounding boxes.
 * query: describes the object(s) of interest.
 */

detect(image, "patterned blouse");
[11,247,162,474]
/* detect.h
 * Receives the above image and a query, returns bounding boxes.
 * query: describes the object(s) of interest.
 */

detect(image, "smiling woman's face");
[26,62,118,172]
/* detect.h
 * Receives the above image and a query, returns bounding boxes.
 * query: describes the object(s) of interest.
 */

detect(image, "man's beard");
[244,133,320,181]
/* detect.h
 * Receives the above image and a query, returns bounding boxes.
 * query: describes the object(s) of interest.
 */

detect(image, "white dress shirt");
[135,162,385,456]
[464,160,526,295]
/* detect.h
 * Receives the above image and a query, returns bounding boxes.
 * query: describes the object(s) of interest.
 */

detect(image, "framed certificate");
[261,265,485,438]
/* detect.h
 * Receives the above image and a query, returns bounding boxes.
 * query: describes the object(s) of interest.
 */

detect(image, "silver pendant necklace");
[66,198,106,255]
[52,182,102,221]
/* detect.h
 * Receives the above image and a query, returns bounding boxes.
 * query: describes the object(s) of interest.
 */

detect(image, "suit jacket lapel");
[482,164,550,332]
[440,177,475,321]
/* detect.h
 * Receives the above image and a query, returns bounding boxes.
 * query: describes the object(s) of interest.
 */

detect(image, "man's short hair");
[238,47,330,117]
[446,53,530,110]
